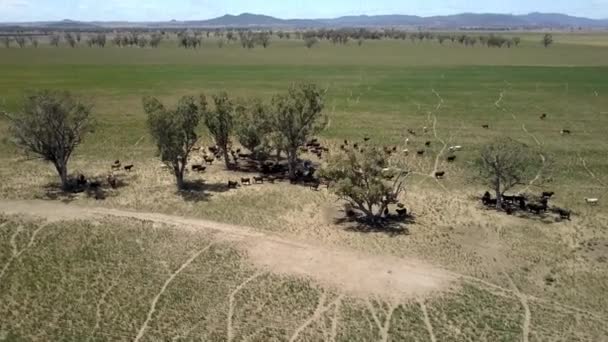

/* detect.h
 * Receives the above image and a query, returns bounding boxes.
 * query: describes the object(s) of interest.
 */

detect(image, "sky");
[1,0,608,22]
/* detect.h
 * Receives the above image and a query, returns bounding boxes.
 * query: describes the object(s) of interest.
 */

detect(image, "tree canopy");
[143,95,203,189]
[3,90,93,190]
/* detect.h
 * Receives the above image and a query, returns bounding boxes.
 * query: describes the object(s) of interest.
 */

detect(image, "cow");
[111,160,121,170]
[435,171,446,179]
[253,176,264,184]
[241,178,251,186]
[124,164,134,172]
[447,155,456,162]
[227,181,238,189]
[542,191,555,199]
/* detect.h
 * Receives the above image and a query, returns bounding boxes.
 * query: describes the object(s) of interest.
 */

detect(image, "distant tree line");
[0,27,556,49]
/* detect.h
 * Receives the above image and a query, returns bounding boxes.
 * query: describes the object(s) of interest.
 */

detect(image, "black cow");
[542,191,555,199]
[253,176,264,184]
[396,208,408,218]
[241,178,251,185]
[482,124,490,129]
[447,155,456,162]
[435,171,446,179]
[124,164,134,172]
[227,181,238,189]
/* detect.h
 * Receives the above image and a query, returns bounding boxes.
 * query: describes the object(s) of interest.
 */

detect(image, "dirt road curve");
[0,199,455,298]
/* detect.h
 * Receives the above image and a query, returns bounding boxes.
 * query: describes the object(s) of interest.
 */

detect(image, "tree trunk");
[275,147,282,161]
[54,161,69,191]
[174,163,184,190]
[495,187,502,210]
[222,147,230,170]
[287,147,297,180]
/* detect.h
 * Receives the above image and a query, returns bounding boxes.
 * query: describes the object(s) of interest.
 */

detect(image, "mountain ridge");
[2,12,608,29]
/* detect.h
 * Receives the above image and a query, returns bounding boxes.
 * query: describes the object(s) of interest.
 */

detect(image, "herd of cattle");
[481,190,599,221]
[67,119,598,223]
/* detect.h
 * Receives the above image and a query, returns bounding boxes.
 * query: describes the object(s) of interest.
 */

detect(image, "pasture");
[1,33,608,341]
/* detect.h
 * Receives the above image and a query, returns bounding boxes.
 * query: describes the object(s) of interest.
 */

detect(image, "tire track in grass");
[289,292,344,342]
[133,243,214,342]
[0,223,49,284]
[227,272,264,342]
[87,269,124,342]
[417,297,437,342]
[578,154,607,189]
[365,299,397,342]
[504,272,531,342]
[329,295,343,342]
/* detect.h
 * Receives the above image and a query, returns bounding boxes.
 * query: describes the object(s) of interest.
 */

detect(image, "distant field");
[1,34,607,341]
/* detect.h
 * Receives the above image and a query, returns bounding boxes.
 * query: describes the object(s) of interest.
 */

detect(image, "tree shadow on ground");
[177,179,232,202]
[480,205,570,224]
[334,211,415,237]
[41,174,131,203]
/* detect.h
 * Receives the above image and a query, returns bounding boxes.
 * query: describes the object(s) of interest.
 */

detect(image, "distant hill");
[2,12,608,29]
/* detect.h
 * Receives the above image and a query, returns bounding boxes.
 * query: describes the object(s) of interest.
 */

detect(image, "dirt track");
[0,199,455,299]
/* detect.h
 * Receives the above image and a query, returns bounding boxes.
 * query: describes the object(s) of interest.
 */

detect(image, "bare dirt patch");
[0,199,454,299]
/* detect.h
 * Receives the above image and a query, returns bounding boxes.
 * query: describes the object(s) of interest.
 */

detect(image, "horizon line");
[2,11,608,24]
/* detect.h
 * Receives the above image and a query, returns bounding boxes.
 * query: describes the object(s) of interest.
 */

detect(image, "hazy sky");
[1,0,608,22]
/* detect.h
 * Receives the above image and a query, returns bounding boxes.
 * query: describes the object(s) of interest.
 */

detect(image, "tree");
[319,147,407,222]
[257,32,271,48]
[143,96,202,190]
[15,36,26,48]
[50,34,61,47]
[304,36,318,48]
[272,83,326,180]
[28,36,39,47]
[203,92,237,169]
[3,90,93,190]
[235,99,273,159]
[1,37,10,48]
[149,33,163,48]
[64,33,77,47]
[512,37,521,46]
[542,33,553,48]
[473,137,544,209]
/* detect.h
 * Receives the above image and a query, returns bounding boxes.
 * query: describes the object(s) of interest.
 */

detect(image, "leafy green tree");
[542,33,553,48]
[512,37,521,46]
[3,90,93,190]
[235,99,273,159]
[474,137,545,209]
[272,83,326,179]
[319,147,408,222]
[203,92,237,169]
[304,37,318,48]
[143,96,203,190]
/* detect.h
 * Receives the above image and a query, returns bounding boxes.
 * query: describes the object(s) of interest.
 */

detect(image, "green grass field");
[1,34,607,341]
